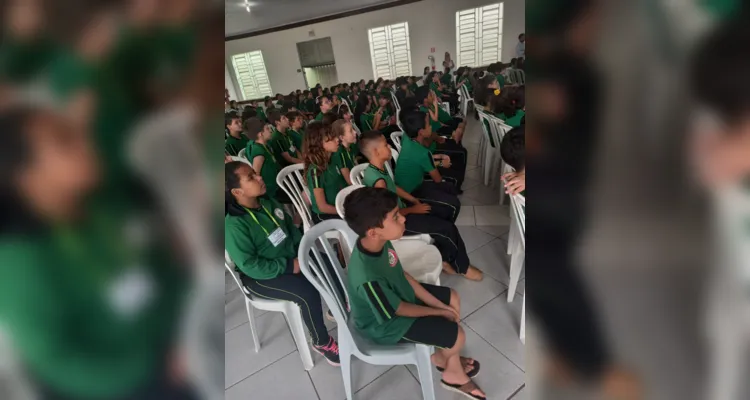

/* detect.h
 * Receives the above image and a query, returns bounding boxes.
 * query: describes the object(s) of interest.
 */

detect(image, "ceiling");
[225,0,410,38]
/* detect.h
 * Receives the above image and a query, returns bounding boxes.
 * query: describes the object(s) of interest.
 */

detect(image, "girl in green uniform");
[303,122,348,223]
[225,162,340,366]
[330,119,359,186]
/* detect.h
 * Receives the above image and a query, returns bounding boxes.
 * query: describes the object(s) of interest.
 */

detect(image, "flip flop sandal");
[436,359,480,378]
[440,378,486,400]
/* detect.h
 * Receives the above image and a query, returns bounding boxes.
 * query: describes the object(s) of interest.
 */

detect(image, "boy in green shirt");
[315,96,333,121]
[244,117,286,203]
[225,114,248,155]
[360,131,482,279]
[286,110,305,150]
[342,187,485,399]
[267,109,303,167]
[225,162,340,365]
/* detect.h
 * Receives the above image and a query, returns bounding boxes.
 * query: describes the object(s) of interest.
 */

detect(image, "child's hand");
[502,171,525,195]
[411,203,431,214]
[439,307,460,322]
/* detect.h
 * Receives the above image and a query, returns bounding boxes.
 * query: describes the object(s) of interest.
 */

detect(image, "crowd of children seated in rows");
[224,63,525,400]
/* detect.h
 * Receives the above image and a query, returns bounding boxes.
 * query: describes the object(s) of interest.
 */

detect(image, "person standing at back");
[516,33,525,59]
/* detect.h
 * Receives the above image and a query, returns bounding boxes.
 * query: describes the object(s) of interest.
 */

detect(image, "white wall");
[225,0,524,97]
[225,63,238,101]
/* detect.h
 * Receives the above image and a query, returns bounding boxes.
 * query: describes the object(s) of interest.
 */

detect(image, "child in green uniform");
[500,126,525,197]
[267,110,303,167]
[489,87,526,128]
[0,107,189,399]
[359,131,482,279]
[286,111,305,151]
[315,96,333,121]
[419,87,465,140]
[357,95,376,131]
[245,118,288,204]
[225,114,248,155]
[342,187,485,399]
[330,120,359,185]
[303,122,348,223]
[225,162,340,366]
[394,111,462,223]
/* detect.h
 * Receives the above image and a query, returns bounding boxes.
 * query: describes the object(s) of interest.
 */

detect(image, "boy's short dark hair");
[414,85,431,105]
[244,117,265,137]
[225,114,239,127]
[344,187,399,237]
[359,130,385,158]
[286,110,301,123]
[267,109,283,126]
[500,125,525,171]
[401,110,427,138]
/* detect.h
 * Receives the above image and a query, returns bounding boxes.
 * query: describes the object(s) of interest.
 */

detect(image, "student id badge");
[268,227,287,247]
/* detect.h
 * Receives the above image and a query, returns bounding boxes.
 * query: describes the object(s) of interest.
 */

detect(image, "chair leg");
[284,303,314,371]
[507,245,524,303]
[483,149,494,186]
[340,343,354,400]
[245,299,260,353]
[507,207,517,256]
[520,296,526,344]
[415,344,437,400]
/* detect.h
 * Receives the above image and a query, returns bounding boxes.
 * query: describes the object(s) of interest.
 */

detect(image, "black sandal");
[436,358,480,378]
[440,378,486,400]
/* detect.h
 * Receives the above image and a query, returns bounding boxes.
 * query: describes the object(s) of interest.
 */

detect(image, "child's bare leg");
[439,326,486,398]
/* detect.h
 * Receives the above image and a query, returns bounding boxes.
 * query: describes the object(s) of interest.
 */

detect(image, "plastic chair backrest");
[476,111,496,148]
[298,220,359,344]
[229,156,252,166]
[224,250,250,296]
[390,131,403,152]
[487,115,512,146]
[350,164,368,186]
[335,184,364,219]
[390,147,400,164]
[238,148,247,159]
[441,102,450,115]
[475,104,485,112]
[510,193,525,248]
[277,163,314,231]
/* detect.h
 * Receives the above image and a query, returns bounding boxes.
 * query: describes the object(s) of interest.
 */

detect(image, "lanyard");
[341,146,353,166]
[243,205,281,236]
[258,143,277,163]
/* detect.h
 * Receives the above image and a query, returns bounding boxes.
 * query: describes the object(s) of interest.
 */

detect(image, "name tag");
[108,267,155,318]
[268,227,287,247]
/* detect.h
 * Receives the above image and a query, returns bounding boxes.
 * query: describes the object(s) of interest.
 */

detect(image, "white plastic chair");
[224,251,315,370]
[390,132,403,152]
[277,164,315,232]
[298,220,437,400]
[390,147,399,164]
[238,148,247,159]
[229,155,252,166]
[349,164,369,186]
[507,194,525,304]
[351,120,362,137]
[441,102,451,115]
[459,84,473,118]
[477,111,512,189]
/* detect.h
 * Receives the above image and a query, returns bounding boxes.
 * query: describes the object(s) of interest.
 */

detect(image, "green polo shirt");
[394,139,436,193]
[306,164,347,215]
[315,112,324,121]
[270,129,299,167]
[363,164,405,209]
[225,134,249,156]
[419,105,444,132]
[360,113,375,130]
[347,240,416,344]
[288,129,304,150]
[225,197,302,281]
[499,110,525,128]
[249,142,282,198]
[332,143,359,173]
[0,197,183,399]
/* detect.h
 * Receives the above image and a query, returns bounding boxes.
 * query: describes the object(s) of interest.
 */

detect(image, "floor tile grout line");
[305,371,322,400]
[224,349,297,392]
[507,383,526,400]
[463,316,525,373]
[351,365,397,396]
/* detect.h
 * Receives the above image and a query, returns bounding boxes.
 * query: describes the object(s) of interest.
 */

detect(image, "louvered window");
[368,22,412,80]
[230,51,273,100]
[456,3,504,68]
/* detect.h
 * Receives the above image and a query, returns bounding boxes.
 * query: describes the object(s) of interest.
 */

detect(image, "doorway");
[296,37,338,89]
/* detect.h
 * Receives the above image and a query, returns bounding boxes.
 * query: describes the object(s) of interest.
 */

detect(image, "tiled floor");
[224,117,526,399]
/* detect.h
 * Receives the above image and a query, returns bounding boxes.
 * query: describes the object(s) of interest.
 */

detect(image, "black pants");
[412,181,461,223]
[434,139,467,190]
[242,272,332,347]
[312,212,341,224]
[404,214,469,274]
[399,284,458,349]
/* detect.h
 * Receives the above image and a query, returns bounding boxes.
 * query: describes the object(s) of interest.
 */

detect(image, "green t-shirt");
[347,240,416,344]
[363,164,405,209]
[419,105,445,132]
[225,134,249,156]
[0,35,58,83]
[394,139,436,193]
[429,82,443,97]
[249,142,281,198]
[306,164,347,215]
[225,197,302,281]
[271,129,299,167]
[458,77,472,92]
[315,112,324,121]
[288,129,304,151]
[0,197,183,399]
[332,143,359,173]
[496,73,506,88]
[256,108,267,121]
[360,113,375,130]
[499,110,525,128]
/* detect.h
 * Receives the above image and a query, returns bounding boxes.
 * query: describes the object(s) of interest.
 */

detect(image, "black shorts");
[398,284,458,349]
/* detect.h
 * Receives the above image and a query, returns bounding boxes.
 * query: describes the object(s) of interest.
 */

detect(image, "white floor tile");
[475,225,510,239]
[226,289,269,332]
[468,238,511,286]
[355,366,423,400]
[461,185,500,206]
[225,312,297,389]
[464,296,526,370]
[465,166,484,182]
[474,205,510,226]
[462,177,483,191]
[225,351,317,400]
[440,273,506,319]
[405,322,526,400]
[457,226,496,253]
[511,386,527,399]
[455,206,475,226]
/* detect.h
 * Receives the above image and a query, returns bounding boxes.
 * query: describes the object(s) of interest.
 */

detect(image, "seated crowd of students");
[224,66,524,400]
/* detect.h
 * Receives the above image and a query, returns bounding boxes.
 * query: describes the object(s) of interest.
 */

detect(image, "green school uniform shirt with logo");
[0,197,183,399]
[249,142,282,198]
[225,197,302,281]
[347,240,416,344]
[225,134,249,156]
[271,129,299,167]
[306,164,347,215]
[360,113,375,130]
[395,139,436,193]
[288,129,304,150]
[332,144,359,173]
[363,164,405,209]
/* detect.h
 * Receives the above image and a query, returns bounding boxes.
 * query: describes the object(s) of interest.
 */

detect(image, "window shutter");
[456,3,504,68]
[230,51,273,100]
[368,22,413,80]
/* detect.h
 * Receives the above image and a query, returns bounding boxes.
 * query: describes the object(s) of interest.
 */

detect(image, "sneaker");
[313,337,340,366]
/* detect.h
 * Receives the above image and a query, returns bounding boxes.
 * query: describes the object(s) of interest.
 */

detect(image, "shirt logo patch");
[274,208,285,220]
[388,249,398,267]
